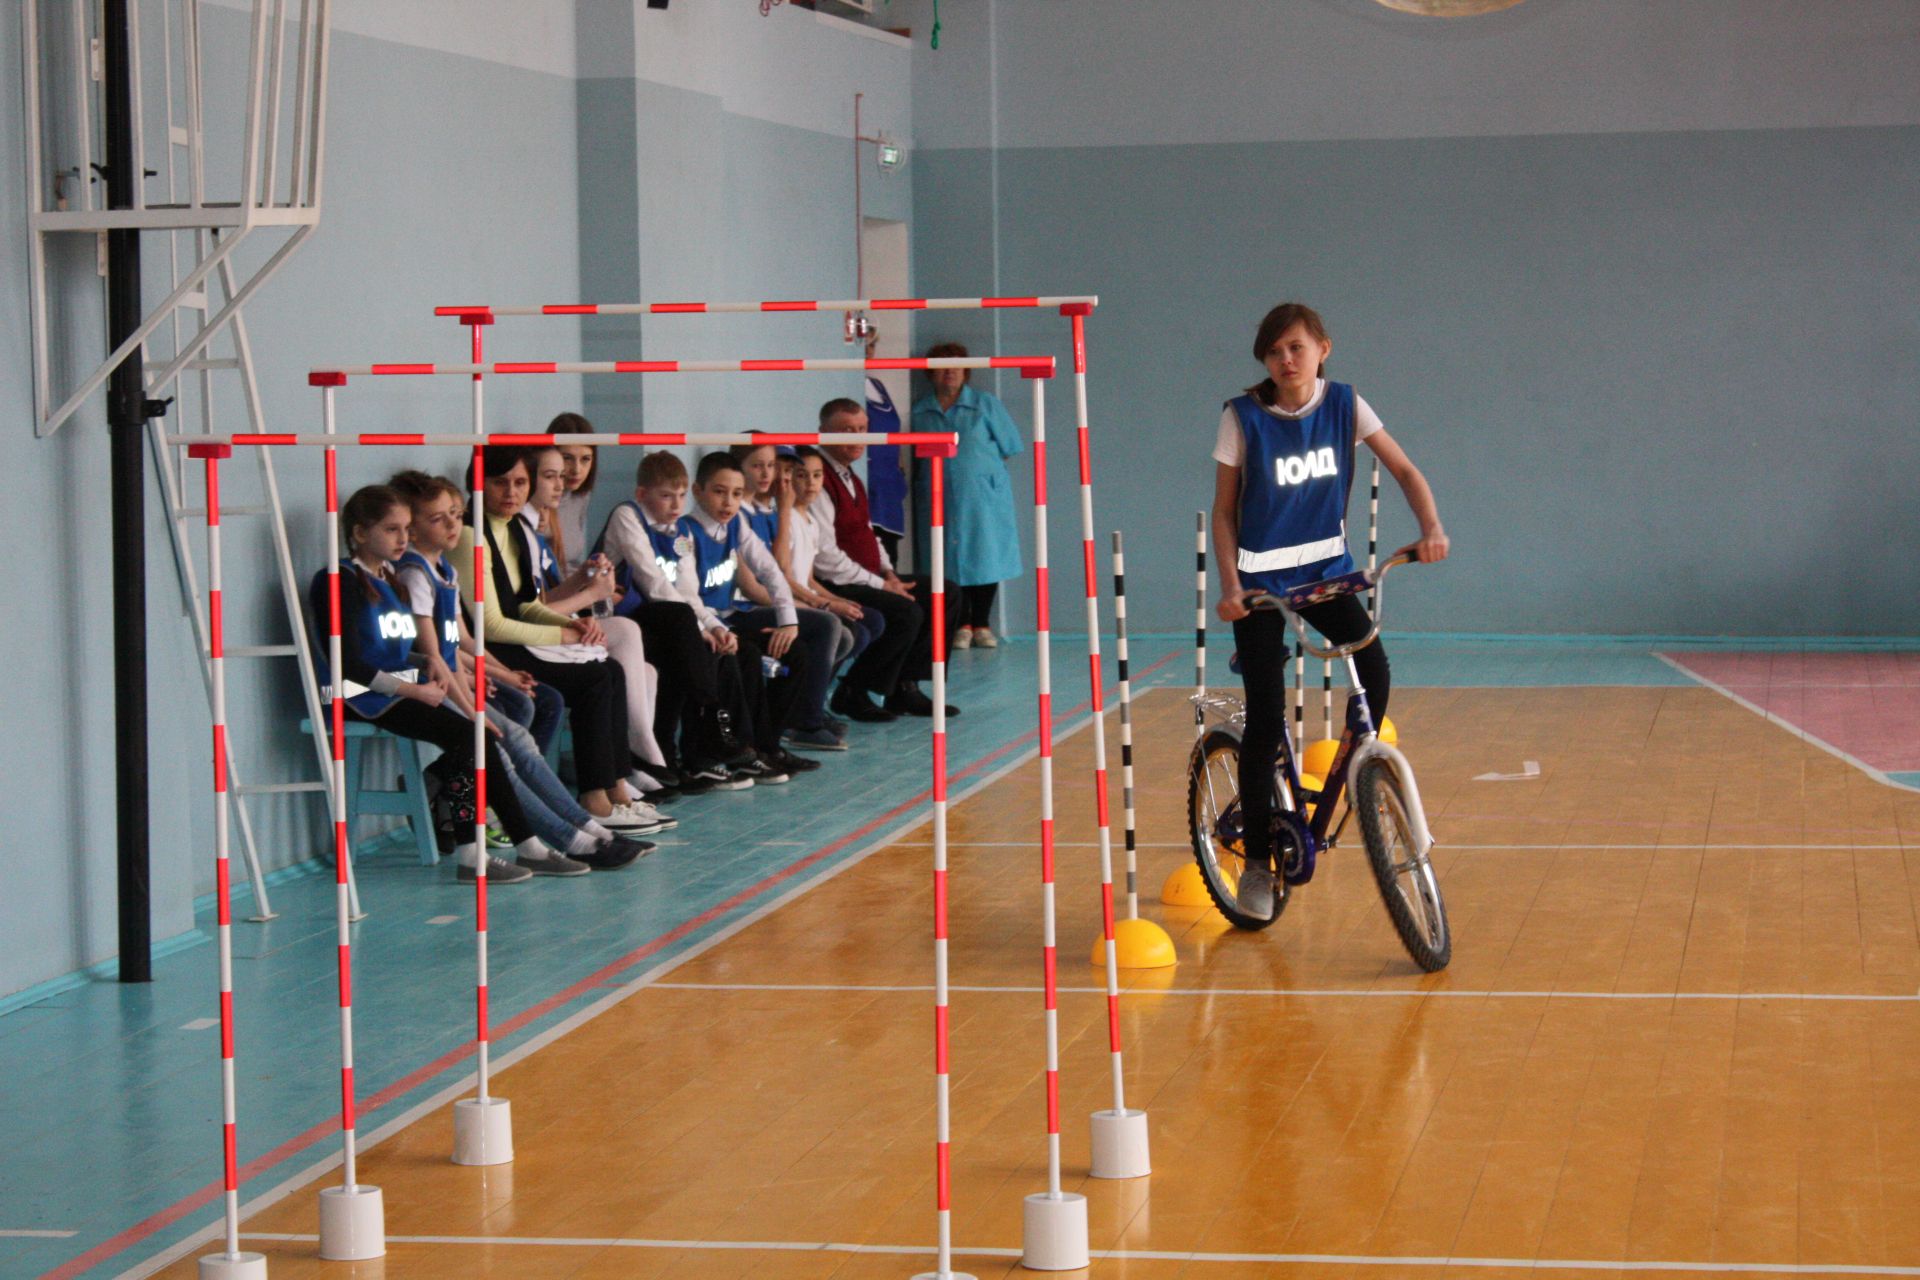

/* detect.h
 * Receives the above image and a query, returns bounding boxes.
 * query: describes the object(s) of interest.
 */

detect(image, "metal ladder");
[25,0,351,918]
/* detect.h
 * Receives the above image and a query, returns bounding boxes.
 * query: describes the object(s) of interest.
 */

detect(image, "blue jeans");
[490,679,565,754]
[485,705,598,852]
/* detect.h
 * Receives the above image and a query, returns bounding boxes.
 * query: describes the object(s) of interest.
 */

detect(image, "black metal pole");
[103,0,153,983]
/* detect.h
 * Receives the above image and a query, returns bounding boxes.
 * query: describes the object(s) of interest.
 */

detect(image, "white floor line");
[1,1229,79,1238]
[927,840,1917,851]
[113,698,1128,1280]
[1657,653,1920,793]
[233,1232,1920,1275]
[650,981,1920,1004]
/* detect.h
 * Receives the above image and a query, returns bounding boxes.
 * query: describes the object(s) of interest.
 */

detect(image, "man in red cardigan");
[813,398,959,719]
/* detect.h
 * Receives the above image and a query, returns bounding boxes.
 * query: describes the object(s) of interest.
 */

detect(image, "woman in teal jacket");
[912,341,1024,648]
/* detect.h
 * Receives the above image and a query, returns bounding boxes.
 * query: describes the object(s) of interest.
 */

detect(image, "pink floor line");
[1659,650,1920,775]
[43,651,1182,1280]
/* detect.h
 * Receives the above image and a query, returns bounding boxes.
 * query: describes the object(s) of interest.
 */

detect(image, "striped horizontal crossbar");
[318,356,1054,380]
[434,295,1097,318]
[164,432,959,449]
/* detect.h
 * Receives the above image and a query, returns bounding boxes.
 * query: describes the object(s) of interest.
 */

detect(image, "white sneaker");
[971,626,998,649]
[603,801,671,835]
[952,627,972,650]
[1234,862,1275,921]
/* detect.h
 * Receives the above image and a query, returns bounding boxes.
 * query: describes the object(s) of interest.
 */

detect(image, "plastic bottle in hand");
[585,563,614,619]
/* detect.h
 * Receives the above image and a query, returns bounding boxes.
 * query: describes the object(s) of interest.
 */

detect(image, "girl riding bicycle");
[1212,302,1450,921]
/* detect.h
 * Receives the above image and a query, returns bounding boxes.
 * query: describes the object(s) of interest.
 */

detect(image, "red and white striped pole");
[914,447,971,1280]
[191,443,267,1280]
[1019,370,1089,1272]
[1061,309,1156,1177]
[316,386,385,1261]
[454,314,512,1167]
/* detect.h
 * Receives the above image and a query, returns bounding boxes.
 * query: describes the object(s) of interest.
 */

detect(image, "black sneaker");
[768,746,820,774]
[686,760,753,791]
[576,836,654,870]
[831,685,896,723]
[738,751,790,785]
[674,768,718,796]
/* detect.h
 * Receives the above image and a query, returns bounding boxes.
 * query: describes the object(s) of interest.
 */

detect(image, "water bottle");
[586,563,613,619]
[761,654,788,679]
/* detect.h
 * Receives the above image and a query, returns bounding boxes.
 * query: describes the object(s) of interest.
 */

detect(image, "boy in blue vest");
[598,452,765,790]
[683,451,824,781]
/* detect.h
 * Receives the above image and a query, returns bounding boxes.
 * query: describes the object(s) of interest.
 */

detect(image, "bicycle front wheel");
[1187,729,1286,931]
[1352,756,1451,971]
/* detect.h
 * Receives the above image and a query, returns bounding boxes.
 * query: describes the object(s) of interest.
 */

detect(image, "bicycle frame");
[1195,552,1438,873]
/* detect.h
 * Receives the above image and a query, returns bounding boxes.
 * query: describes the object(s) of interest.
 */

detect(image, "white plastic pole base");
[317,1183,385,1260]
[1089,1107,1152,1179]
[911,1272,979,1279]
[1021,1192,1089,1271]
[452,1095,513,1166]
[197,1251,267,1280]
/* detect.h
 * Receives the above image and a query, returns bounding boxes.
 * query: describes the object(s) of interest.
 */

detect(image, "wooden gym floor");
[136,676,1920,1279]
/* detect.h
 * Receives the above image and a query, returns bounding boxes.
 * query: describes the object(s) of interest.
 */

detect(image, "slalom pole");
[451,314,511,1168]
[1018,371,1089,1272]
[914,445,971,1280]
[191,442,267,1280]
[316,389,384,1260]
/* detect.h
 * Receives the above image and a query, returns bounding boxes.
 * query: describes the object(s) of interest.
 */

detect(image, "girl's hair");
[340,484,403,601]
[926,340,970,386]
[729,440,777,464]
[549,412,598,493]
[387,469,463,510]
[1246,302,1331,404]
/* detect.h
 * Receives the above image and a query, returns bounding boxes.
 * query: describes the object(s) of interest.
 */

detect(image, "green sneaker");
[485,821,512,849]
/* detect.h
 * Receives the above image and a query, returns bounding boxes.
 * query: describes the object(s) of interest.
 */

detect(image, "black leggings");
[959,584,998,629]
[1231,594,1390,870]
[353,699,534,843]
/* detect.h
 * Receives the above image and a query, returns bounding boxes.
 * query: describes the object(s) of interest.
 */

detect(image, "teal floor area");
[0,634,1787,1278]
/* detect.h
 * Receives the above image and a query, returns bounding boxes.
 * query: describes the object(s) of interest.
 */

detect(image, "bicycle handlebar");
[1244,548,1421,660]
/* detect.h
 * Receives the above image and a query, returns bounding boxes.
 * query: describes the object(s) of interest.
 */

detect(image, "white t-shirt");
[1210,380,1383,467]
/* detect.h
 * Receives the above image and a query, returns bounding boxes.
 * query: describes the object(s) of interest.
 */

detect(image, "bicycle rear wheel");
[1187,729,1286,931]
[1352,755,1451,971]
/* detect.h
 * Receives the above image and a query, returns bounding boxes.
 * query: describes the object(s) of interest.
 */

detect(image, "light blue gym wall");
[909,0,1920,638]
[2,0,917,1001]
[572,0,911,537]
[2,2,584,999]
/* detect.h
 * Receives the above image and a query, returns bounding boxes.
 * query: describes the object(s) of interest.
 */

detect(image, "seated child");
[732,443,851,751]
[388,470,663,865]
[310,484,581,882]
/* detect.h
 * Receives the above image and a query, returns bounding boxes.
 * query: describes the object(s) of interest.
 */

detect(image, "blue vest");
[595,500,692,618]
[685,514,742,614]
[1230,384,1357,593]
[737,504,780,606]
[865,376,906,534]
[397,549,462,668]
[313,561,418,717]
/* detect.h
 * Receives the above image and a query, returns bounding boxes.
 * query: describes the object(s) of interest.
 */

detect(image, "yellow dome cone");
[1301,738,1340,778]
[1094,917,1177,969]
[1160,862,1218,907]
[1379,716,1398,745]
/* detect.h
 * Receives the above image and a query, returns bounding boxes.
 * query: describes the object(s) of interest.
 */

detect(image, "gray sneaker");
[516,846,592,877]
[1234,862,1275,921]
[457,855,533,884]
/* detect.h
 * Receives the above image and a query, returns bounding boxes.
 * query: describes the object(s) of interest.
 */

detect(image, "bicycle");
[1186,551,1451,971]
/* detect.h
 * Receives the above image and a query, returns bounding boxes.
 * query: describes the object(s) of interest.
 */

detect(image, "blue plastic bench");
[299,719,441,866]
